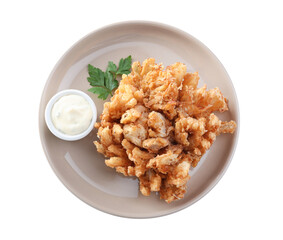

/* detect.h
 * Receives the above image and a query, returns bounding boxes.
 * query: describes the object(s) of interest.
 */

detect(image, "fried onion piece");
[142,138,170,153]
[105,157,133,176]
[139,170,162,196]
[160,180,187,203]
[128,147,155,177]
[123,123,147,147]
[94,58,237,203]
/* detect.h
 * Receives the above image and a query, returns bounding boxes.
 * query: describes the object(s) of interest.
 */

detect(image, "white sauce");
[51,94,93,135]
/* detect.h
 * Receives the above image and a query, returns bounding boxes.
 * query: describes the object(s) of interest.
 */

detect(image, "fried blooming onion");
[93,58,236,203]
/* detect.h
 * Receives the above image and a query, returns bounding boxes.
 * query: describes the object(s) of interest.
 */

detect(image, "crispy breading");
[112,123,123,143]
[105,157,132,169]
[107,144,127,158]
[99,126,113,147]
[167,159,191,187]
[120,105,146,124]
[123,123,147,147]
[142,138,170,153]
[94,58,237,203]
[160,180,187,203]
[127,147,155,177]
[147,150,179,174]
[148,111,168,138]
[121,139,135,152]
[139,170,162,195]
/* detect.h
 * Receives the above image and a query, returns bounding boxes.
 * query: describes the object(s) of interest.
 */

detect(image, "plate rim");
[38,20,240,218]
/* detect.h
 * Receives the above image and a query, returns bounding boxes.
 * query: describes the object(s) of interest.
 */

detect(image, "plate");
[39,21,239,218]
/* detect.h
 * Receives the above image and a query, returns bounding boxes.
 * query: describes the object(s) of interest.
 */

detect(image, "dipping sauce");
[51,94,93,135]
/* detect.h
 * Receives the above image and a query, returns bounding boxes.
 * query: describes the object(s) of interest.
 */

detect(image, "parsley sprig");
[87,55,132,100]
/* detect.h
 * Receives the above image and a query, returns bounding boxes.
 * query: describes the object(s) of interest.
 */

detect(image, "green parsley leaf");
[87,56,132,100]
[87,64,105,87]
[88,87,111,100]
[106,61,117,74]
[105,71,119,91]
[116,55,132,75]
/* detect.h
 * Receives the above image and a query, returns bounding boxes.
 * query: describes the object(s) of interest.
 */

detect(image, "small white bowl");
[45,89,97,141]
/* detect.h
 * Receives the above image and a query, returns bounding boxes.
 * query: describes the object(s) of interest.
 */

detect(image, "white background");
[1,0,282,239]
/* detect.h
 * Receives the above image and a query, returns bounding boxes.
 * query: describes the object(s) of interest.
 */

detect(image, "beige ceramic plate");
[39,21,239,218]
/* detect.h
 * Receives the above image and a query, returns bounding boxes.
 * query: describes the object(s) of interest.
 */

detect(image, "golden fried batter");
[93,58,236,203]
